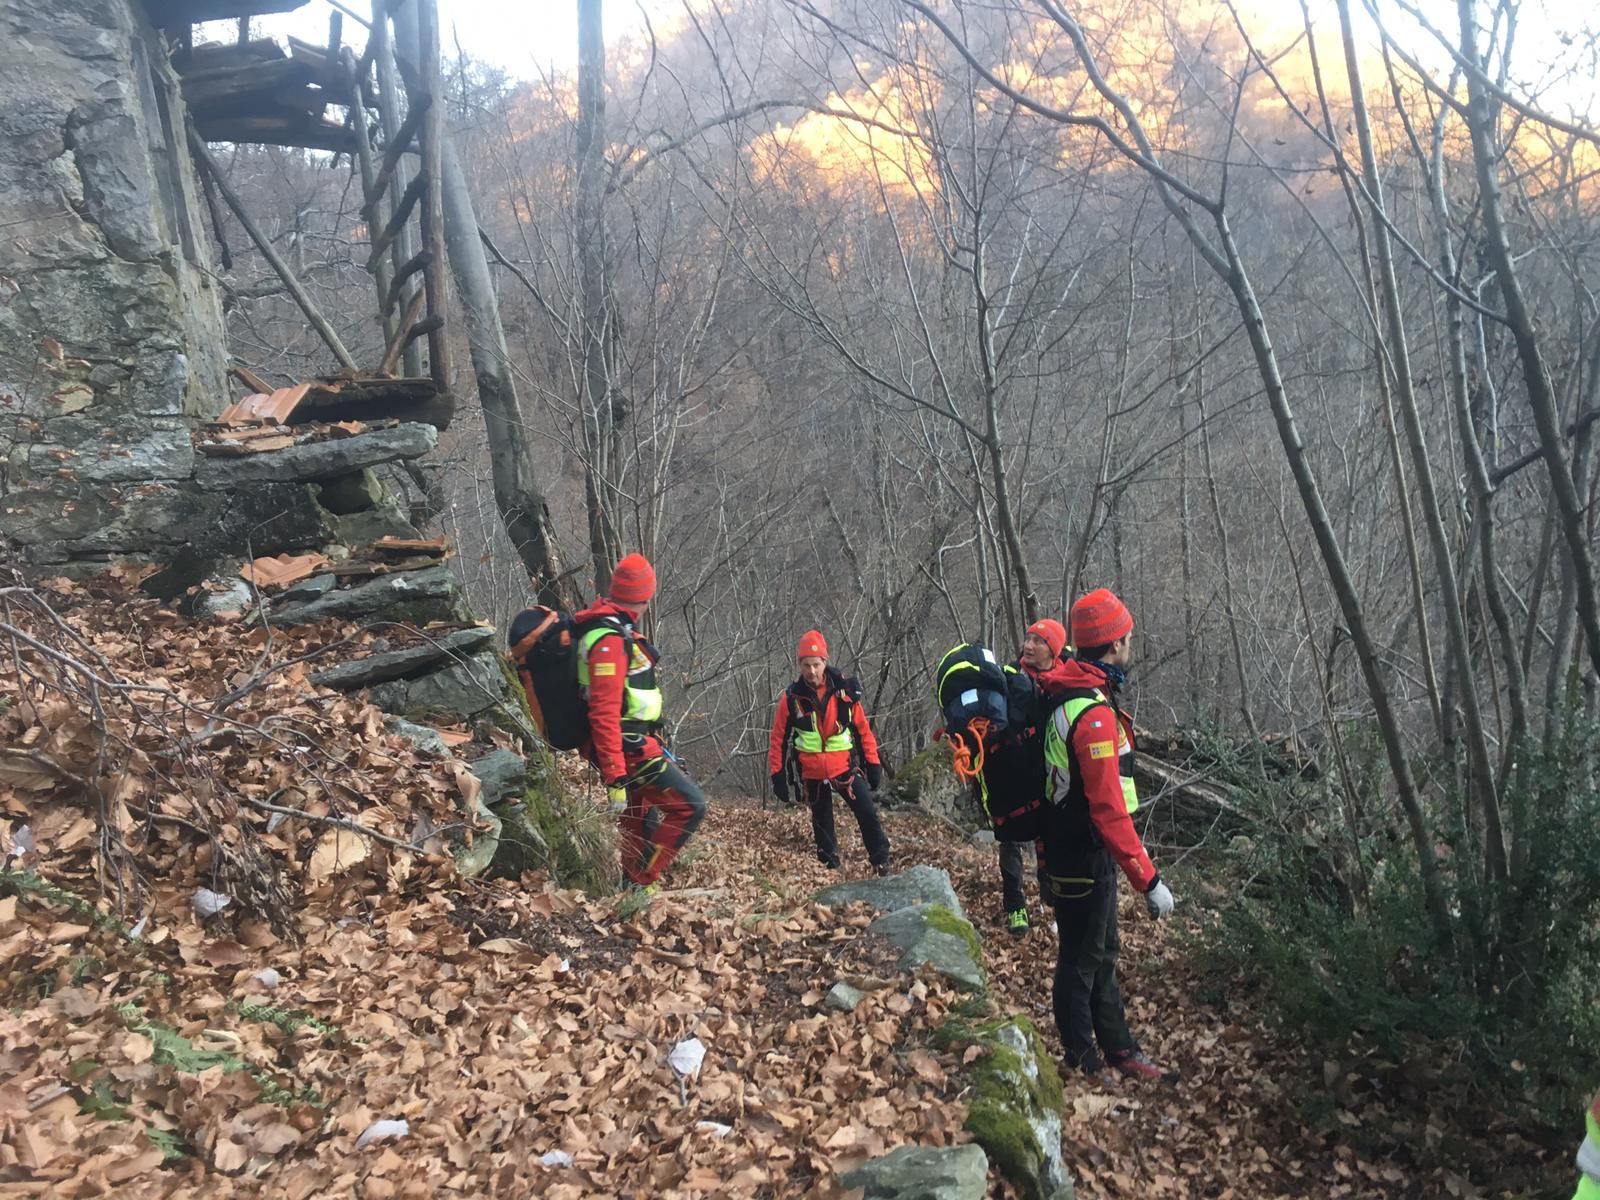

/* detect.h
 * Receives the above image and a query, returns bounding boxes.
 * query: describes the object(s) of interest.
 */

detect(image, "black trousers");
[1051,849,1137,1072]
[998,839,1045,913]
[805,774,890,869]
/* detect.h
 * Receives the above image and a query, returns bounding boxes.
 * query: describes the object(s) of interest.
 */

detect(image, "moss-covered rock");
[815,864,965,917]
[882,743,981,830]
[485,745,616,894]
[938,1015,1072,1200]
[867,902,985,993]
[839,1143,988,1199]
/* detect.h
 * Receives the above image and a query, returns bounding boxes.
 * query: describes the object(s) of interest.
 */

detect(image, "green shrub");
[1191,714,1600,1138]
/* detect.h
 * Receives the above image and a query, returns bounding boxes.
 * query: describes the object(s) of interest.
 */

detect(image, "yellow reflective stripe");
[793,729,853,754]
[625,688,663,723]
[939,660,981,693]
[1121,775,1139,814]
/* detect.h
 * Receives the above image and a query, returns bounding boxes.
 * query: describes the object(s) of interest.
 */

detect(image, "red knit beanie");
[1070,588,1133,649]
[796,629,828,661]
[1026,618,1068,659]
[608,553,656,605]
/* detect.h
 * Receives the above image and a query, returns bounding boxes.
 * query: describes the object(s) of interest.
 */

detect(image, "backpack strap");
[508,608,561,661]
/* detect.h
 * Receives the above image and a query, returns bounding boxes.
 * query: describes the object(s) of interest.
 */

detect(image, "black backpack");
[934,642,1046,838]
[507,607,628,750]
[935,642,1040,747]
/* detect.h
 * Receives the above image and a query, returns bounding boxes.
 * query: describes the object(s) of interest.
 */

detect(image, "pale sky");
[222,0,1595,121]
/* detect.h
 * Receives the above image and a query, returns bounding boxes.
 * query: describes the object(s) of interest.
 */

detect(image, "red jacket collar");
[575,598,642,625]
[1052,657,1113,692]
[1022,656,1081,697]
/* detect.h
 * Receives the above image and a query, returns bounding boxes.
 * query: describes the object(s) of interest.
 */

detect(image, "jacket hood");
[1022,655,1080,696]
[576,598,640,625]
[1054,657,1113,691]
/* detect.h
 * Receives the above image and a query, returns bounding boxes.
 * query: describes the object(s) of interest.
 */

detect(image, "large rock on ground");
[270,565,460,626]
[866,902,985,993]
[307,626,495,691]
[881,742,979,830]
[839,1143,988,1200]
[368,650,506,719]
[816,864,965,919]
[960,1017,1072,1200]
[194,424,438,488]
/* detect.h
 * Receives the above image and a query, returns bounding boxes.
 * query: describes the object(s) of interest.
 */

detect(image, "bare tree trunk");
[1337,0,1506,883]
[1456,0,1600,685]
[576,0,622,591]
[1418,99,1531,872]
[439,144,574,606]
[1197,361,1258,740]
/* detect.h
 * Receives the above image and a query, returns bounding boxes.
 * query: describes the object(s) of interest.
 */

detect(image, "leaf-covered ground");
[0,577,1572,1198]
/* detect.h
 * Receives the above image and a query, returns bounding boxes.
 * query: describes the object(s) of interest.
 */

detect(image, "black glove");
[771,771,789,805]
[865,762,884,791]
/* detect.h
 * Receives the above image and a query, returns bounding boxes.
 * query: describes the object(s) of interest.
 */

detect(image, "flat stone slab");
[840,1144,989,1200]
[816,864,965,920]
[368,650,507,719]
[868,903,985,993]
[308,626,494,691]
[271,564,458,626]
[195,423,438,489]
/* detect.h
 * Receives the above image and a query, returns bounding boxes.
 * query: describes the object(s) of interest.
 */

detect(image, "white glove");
[1144,877,1175,920]
[1578,1133,1600,1183]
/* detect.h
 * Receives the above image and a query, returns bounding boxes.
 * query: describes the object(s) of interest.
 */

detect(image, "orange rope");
[943,716,992,783]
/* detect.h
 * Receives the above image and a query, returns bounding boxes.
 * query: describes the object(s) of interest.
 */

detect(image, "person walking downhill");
[990,618,1076,934]
[768,630,892,875]
[575,553,707,896]
[1042,588,1177,1082]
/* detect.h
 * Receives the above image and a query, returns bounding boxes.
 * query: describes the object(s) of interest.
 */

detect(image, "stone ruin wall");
[0,0,233,566]
[0,1,547,877]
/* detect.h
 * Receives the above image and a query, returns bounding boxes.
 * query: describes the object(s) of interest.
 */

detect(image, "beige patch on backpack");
[1088,741,1116,759]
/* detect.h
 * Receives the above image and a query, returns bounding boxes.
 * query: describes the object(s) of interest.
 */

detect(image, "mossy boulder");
[938,1015,1072,1200]
[816,864,965,918]
[483,744,616,893]
[882,742,980,829]
[839,1143,988,1199]
[867,902,985,993]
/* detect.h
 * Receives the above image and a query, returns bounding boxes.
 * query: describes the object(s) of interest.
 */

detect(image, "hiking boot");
[1005,908,1030,936]
[873,861,892,878]
[1107,1049,1179,1084]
